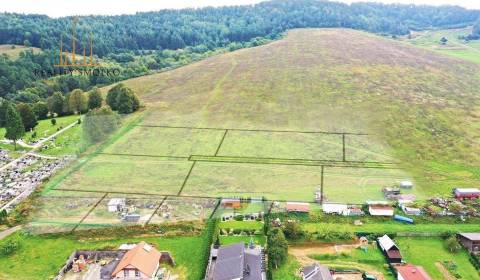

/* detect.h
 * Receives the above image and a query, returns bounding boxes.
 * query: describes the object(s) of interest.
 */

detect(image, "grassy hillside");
[399,27,480,64]
[103,28,480,199]
[0,44,41,59]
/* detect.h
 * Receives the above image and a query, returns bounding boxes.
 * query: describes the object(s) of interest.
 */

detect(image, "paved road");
[0,120,78,172]
[0,225,22,240]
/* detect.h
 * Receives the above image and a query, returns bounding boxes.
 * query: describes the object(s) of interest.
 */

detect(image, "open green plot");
[218,130,343,161]
[0,232,206,280]
[323,166,414,203]
[219,235,267,246]
[396,237,479,279]
[54,155,191,195]
[345,134,396,162]
[149,197,218,224]
[218,221,264,231]
[103,126,225,157]
[182,161,323,201]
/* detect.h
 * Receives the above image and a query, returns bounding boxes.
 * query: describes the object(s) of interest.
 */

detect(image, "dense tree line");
[1,0,479,57]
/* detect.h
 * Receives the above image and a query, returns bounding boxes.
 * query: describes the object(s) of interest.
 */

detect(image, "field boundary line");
[145,196,168,225]
[209,198,222,219]
[214,129,228,156]
[71,192,108,232]
[177,161,197,195]
[97,152,189,159]
[136,124,370,136]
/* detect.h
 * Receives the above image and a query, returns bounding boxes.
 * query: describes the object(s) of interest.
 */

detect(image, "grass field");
[271,255,301,280]
[0,44,41,59]
[35,28,480,229]
[0,231,206,280]
[396,237,479,279]
[398,27,480,64]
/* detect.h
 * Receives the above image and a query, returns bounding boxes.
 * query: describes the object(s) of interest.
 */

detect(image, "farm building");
[286,202,310,213]
[322,203,348,215]
[107,198,125,212]
[453,188,480,200]
[396,194,416,205]
[206,242,266,280]
[457,233,480,254]
[369,205,394,216]
[301,264,333,280]
[396,264,431,280]
[400,181,413,189]
[221,198,241,209]
[377,235,403,263]
[344,206,364,216]
[383,187,400,196]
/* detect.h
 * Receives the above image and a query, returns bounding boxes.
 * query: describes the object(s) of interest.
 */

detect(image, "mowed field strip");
[47,122,412,205]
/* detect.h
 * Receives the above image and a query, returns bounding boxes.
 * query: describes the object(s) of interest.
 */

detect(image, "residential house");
[111,241,170,279]
[322,203,348,215]
[453,188,480,200]
[286,202,310,213]
[369,205,394,216]
[458,233,480,254]
[377,235,402,263]
[301,264,333,280]
[206,242,266,280]
[396,264,431,280]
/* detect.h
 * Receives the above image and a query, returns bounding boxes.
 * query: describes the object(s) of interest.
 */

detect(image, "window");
[124,270,129,277]
[135,270,140,277]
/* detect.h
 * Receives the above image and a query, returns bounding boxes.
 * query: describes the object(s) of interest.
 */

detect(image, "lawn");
[0,44,41,59]
[396,237,479,279]
[218,220,264,230]
[219,235,267,246]
[302,221,480,234]
[0,231,206,280]
[308,244,395,280]
[271,255,301,280]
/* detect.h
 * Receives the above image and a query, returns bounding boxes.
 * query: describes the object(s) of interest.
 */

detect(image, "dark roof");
[211,243,265,280]
[213,243,244,280]
[458,233,480,241]
[100,257,123,280]
[387,250,402,260]
[302,264,333,280]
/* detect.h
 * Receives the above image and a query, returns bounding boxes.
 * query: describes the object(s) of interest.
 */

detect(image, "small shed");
[402,205,422,216]
[369,205,394,216]
[286,202,310,213]
[322,203,348,215]
[107,198,125,212]
[400,181,413,189]
[377,234,402,263]
[453,188,480,200]
[221,198,241,209]
[457,233,480,254]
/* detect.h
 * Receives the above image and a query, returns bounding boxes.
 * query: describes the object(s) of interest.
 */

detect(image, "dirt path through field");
[435,262,456,280]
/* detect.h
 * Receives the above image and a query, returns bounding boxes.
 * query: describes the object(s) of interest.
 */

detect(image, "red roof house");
[396,264,432,280]
[111,242,162,279]
[286,202,310,213]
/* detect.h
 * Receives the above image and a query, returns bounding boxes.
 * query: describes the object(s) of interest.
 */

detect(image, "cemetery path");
[0,120,78,173]
[0,225,22,240]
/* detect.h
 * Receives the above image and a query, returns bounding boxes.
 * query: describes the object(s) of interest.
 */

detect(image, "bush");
[445,236,462,253]
[51,118,56,125]
[234,215,244,221]
[0,239,20,256]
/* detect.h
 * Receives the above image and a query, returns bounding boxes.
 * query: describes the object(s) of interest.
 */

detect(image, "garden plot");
[27,191,105,233]
[182,161,323,201]
[148,196,218,224]
[213,200,270,221]
[217,130,343,161]
[78,194,164,228]
[102,126,225,157]
[345,134,396,162]
[55,155,192,195]
[323,166,414,203]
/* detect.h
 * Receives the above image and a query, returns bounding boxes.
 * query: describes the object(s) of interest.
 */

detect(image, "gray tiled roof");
[211,243,265,280]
